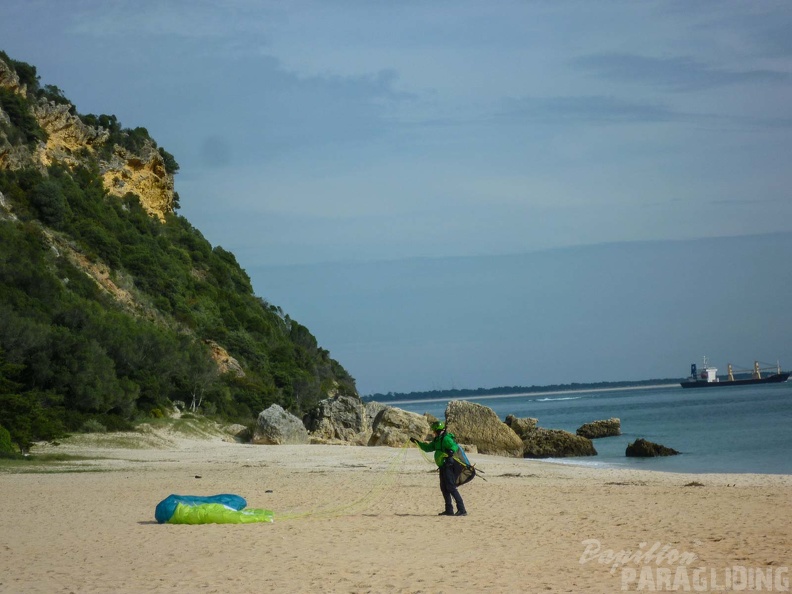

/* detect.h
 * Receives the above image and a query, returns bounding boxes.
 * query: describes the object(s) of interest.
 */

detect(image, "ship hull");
[680,373,790,389]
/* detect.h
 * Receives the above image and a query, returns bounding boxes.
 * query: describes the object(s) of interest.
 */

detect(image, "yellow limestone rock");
[204,340,246,377]
[33,101,108,168]
[0,57,175,222]
[101,143,175,221]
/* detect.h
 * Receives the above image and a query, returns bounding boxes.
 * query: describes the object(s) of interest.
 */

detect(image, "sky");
[2,1,791,394]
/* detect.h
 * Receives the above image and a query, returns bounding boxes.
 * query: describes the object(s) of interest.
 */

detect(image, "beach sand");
[1,432,790,593]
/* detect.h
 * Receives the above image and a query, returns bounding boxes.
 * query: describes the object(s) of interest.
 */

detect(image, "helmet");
[431,421,445,432]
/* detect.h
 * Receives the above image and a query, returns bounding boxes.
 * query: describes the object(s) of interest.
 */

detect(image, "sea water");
[390,383,792,475]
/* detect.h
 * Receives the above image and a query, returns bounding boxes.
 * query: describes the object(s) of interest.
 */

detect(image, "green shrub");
[158,147,180,175]
[80,419,107,433]
[0,424,13,453]
[29,180,70,228]
[0,88,46,145]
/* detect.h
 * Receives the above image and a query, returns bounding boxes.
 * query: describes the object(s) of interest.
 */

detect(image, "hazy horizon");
[250,231,792,395]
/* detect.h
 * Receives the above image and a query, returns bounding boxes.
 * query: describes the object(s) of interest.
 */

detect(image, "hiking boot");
[438,511,454,516]
[455,510,468,516]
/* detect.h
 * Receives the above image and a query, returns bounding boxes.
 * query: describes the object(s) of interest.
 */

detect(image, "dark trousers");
[439,458,466,513]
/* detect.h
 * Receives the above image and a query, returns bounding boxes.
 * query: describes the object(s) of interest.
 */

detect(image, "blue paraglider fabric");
[155,494,246,524]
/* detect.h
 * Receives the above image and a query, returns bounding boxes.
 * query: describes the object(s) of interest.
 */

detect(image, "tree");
[0,349,64,451]
[29,180,70,228]
[158,147,180,175]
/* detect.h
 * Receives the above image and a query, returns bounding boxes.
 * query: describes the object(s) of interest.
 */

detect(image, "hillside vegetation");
[0,52,356,451]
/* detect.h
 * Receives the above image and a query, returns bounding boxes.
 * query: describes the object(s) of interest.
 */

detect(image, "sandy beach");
[1,431,790,594]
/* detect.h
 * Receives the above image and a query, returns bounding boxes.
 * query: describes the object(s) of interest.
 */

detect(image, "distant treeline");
[363,378,679,403]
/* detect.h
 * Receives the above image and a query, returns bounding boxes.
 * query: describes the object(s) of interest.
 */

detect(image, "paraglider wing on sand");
[155,494,273,525]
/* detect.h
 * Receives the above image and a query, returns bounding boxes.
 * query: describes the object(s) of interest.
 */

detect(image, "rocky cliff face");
[0,57,175,221]
[0,59,32,170]
[99,142,175,221]
[0,58,23,94]
[33,101,108,167]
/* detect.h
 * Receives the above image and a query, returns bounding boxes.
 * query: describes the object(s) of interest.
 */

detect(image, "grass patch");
[0,452,96,463]
[9,466,117,475]
[0,452,114,474]
[51,432,167,450]
[134,415,228,440]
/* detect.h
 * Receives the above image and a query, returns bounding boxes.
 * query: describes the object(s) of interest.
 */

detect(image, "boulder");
[224,423,251,443]
[577,418,621,439]
[423,413,439,433]
[505,414,597,458]
[625,438,679,457]
[368,407,431,447]
[364,401,389,427]
[521,428,598,458]
[252,404,309,445]
[303,395,371,445]
[504,415,538,438]
[445,400,523,457]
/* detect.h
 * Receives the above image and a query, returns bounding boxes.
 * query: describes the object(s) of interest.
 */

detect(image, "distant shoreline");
[381,383,680,406]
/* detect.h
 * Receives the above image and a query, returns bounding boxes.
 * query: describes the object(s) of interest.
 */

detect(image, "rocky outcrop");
[521,428,597,458]
[368,407,431,447]
[0,114,33,172]
[303,395,371,445]
[0,136,32,171]
[0,56,175,221]
[204,340,245,377]
[423,412,439,431]
[100,142,175,221]
[445,400,523,457]
[365,401,389,427]
[33,101,108,168]
[0,59,35,170]
[625,438,679,457]
[0,190,17,221]
[577,418,621,439]
[505,415,538,437]
[506,414,597,458]
[253,404,309,445]
[224,423,251,443]
[0,59,24,94]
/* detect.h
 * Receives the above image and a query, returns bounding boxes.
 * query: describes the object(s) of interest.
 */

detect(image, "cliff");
[0,51,356,449]
[0,55,175,220]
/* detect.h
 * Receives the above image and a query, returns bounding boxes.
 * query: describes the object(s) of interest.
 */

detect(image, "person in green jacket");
[411,421,467,516]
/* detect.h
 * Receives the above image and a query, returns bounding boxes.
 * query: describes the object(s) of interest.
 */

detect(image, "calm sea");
[390,383,792,475]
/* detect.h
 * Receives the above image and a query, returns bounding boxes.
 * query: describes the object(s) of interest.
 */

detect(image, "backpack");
[450,445,483,486]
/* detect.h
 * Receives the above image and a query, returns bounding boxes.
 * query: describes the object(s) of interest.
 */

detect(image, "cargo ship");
[680,357,789,388]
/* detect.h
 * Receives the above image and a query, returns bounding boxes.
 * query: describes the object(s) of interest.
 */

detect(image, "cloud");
[573,53,789,91]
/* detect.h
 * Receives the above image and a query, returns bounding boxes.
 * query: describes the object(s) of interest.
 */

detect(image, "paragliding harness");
[439,430,484,487]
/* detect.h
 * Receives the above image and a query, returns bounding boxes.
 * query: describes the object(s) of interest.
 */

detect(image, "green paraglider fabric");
[168,502,274,524]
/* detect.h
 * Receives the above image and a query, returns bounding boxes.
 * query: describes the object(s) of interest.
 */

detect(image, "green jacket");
[417,430,459,467]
